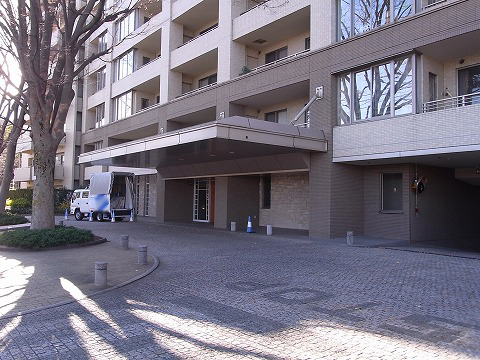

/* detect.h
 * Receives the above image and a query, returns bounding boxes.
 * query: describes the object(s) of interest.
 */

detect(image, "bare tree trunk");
[31,139,57,229]
[0,139,18,214]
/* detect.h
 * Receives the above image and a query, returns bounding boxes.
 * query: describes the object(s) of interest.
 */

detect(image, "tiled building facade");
[68,0,479,243]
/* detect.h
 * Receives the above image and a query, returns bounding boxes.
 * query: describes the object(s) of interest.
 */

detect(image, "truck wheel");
[74,209,83,221]
[96,212,104,222]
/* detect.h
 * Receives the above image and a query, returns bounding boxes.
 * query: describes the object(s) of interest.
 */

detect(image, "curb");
[0,253,160,320]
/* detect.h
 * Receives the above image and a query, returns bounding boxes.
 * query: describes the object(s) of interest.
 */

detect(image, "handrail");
[422,92,480,112]
[176,82,218,99]
[248,49,310,74]
[178,25,219,48]
[240,0,272,16]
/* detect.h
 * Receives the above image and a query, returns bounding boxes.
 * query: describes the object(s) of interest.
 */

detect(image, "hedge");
[0,226,93,250]
[8,188,73,214]
[0,213,29,226]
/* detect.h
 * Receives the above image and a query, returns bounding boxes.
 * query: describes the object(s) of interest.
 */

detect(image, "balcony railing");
[240,0,272,15]
[422,92,480,113]
[241,49,310,75]
[178,25,219,48]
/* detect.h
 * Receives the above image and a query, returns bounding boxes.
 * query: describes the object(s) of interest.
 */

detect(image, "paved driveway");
[1,218,479,359]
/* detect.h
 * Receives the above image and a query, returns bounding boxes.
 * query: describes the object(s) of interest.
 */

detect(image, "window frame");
[114,49,136,82]
[265,109,287,123]
[113,91,134,122]
[96,67,107,91]
[198,73,217,88]
[265,46,288,64]
[338,55,416,125]
[338,0,416,41]
[95,103,105,128]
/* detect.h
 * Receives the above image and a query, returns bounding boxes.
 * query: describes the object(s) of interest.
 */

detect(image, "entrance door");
[193,178,210,222]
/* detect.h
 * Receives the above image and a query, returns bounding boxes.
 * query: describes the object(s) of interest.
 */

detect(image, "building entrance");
[193,178,210,222]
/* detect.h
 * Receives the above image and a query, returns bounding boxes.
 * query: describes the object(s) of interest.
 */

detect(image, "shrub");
[0,213,29,226]
[0,226,93,250]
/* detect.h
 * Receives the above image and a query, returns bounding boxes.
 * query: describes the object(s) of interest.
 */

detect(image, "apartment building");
[76,0,480,245]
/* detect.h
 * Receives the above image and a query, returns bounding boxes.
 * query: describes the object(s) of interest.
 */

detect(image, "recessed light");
[229,151,235,154]
[178,158,184,161]
[210,154,216,157]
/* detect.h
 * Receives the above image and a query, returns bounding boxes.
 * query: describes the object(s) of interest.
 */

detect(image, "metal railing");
[240,0,272,16]
[243,49,310,75]
[178,25,219,48]
[422,92,480,113]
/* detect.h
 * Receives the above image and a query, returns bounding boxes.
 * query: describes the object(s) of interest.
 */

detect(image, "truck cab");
[70,189,90,220]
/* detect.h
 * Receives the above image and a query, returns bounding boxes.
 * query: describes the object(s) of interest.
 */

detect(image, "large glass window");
[114,91,133,121]
[339,0,413,40]
[114,49,135,81]
[265,109,287,123]
[339,56,414,124]
[265,47,288,64]
[115,11,137,44]
[198,74,217,88]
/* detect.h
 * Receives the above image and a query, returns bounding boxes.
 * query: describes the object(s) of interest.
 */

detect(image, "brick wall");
[259,173,309,230]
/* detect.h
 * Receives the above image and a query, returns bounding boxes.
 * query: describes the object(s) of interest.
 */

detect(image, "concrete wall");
[221,176,259,230]
[259,173,309,230]
[409,164,480,243]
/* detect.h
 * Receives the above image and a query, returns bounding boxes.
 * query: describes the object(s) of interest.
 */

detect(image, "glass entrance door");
[193,178,210,222]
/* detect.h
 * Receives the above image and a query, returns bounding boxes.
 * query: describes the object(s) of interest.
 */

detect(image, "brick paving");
[1,217,479,359]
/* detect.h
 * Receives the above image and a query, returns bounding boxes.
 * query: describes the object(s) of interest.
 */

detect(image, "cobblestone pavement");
[1,218,479,359]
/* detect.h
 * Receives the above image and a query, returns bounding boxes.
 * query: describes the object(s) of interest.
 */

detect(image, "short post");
[64,208,69,220]
[89,211,93,222]
[230,222,236,232]
[347,231,354,245]
[111,210,115,223]
[95,262,108,287]
[130,209,134,222]
[58,220,64,227]
[121,235,129,250]
[266,224,273,236]
[138,245,148,265]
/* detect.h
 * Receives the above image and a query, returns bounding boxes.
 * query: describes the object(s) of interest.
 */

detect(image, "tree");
[0,50,27,214]
[0,0,134,228]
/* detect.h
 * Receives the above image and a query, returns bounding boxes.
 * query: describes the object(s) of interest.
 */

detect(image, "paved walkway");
[0,233,156,319]
[0,217,479,359]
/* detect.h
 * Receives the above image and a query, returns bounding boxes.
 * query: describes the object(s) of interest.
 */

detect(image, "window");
[96,67,106,91]
[97,32,107,53]
[144,175,150,216]
[142,56,151,66]
[115,11,137,44]
[56,154,64,165]
[339,56,413,124]
[198,74,217,88]
[82,191,89,199]
[77,78,84,98]
[305,37,311,50]
[265,47,288,64]
[141,98,149,110]
[428,72,438,102]
[114,49,135,81]
[265,109,287,123]
[95,103,105,128]
[339,0,414,40]
[76,112,83,132]
[262,175,271,209]
[113,91,133,121]
[199,23,218,36]
[93,141,103,150]
[381,173,403,211]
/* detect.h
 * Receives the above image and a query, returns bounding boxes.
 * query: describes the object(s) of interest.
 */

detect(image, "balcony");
[423,92,480,112]
[233,0,310,44]
[13,166,65,182]
[14,167,33,182]
[333,103,480,165]
[172,0,218,27]
[171,27,219,71]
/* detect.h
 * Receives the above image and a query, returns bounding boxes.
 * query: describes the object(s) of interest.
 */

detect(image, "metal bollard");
[121,235,129,250]
[138,245,148,265]
[266,224,273,236]
[95,262,108,287]
[230,222,236,232]
[347,231,354,245]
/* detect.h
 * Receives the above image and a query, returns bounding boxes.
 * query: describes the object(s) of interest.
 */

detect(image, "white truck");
[70,172,135,221]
